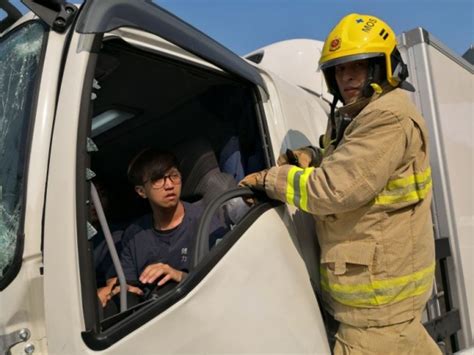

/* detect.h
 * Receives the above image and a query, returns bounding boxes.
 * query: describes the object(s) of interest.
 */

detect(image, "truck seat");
[175,138,236,205]
[174,138,249,229]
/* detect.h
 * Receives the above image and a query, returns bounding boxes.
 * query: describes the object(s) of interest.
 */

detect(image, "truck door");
[43,1,330,353]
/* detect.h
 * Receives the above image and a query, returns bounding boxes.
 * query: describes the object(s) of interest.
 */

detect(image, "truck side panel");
[400,28,474,349]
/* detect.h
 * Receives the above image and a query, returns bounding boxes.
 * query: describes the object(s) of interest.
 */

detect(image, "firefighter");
[240,13,441,354]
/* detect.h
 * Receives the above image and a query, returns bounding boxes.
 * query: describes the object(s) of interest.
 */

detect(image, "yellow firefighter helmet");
[319,13,408,95]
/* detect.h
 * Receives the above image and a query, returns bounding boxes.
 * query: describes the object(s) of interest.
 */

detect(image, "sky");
[5,0,474,56]
[155,0,474,57]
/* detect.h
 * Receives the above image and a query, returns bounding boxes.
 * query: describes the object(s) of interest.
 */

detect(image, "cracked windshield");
[0,22,44,279]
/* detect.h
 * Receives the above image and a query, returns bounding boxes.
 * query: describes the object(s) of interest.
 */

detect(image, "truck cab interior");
[82,32,273,333]
[90,37,267,224]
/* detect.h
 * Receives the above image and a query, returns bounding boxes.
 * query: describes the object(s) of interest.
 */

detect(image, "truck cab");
[0,1,472,354]
[1,1,331,353]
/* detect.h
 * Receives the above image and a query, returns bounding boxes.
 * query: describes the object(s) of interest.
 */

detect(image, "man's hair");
[127,149,179,186]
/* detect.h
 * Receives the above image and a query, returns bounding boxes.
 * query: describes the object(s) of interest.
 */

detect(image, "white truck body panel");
[399,28,474,348]
[245,39,331,102]
[260,70,329,156]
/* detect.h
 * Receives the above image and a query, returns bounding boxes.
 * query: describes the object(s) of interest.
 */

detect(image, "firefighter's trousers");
[333,315,442,355]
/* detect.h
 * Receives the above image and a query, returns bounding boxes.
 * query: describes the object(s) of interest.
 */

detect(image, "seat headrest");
[174,138,220,200]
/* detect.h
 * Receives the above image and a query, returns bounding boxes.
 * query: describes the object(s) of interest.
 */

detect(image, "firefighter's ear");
[135,185,147,199]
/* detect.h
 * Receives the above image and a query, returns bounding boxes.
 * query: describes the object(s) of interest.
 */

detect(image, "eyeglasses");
[144,172,181,189]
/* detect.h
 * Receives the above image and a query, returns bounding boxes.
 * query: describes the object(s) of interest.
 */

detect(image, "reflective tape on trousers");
[285,167,315,212]
[320,262,435,307]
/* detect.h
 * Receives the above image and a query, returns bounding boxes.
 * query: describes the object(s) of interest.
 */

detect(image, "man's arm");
[264,109,408,215]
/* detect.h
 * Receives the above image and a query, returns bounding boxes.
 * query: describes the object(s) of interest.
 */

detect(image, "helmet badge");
[329,37,341,51]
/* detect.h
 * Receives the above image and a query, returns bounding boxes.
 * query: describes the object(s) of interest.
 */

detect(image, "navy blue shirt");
[120,201,225,282]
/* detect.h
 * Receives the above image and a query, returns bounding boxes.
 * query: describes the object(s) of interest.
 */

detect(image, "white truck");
[0,1,472,354]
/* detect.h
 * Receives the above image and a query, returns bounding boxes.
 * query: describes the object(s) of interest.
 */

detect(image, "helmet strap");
[329,94,339,140]
[362,58,384,97]
[361,62,376,97]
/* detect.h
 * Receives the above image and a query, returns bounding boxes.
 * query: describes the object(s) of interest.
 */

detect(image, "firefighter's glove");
[239,169,268,206]
[277,146,322,168]
[238,169,268,191]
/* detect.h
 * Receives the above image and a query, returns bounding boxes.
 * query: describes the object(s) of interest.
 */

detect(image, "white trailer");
[399,28,474,351]
[0,1,472,354]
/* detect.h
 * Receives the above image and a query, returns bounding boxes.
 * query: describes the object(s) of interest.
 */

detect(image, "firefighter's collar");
[338,97,371,118]
[338,83,395,118]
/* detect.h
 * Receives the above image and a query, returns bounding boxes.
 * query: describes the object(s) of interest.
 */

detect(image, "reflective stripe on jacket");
[265,88,435,327]
[284,165,432,212]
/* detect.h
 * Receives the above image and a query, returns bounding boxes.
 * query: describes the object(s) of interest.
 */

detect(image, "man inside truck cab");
[240,14,440,354]
[114,149,224,301]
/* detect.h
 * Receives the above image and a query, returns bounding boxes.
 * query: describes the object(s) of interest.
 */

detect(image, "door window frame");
[76,28,274,349]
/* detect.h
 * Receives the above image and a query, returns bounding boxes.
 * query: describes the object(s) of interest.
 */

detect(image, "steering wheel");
[192,187,259,267]
[125,279,180,301]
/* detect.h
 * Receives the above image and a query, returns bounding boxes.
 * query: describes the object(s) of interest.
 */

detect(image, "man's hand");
[238,169,268,191]
[97,277,118,307]
[100,277,144,305]
[109,284,144,297]
[277,147,321,168]
[139,263,186,286]
[97,285,113,307]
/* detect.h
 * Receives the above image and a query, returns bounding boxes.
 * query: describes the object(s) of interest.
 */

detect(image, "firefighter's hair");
[127,148,179,186]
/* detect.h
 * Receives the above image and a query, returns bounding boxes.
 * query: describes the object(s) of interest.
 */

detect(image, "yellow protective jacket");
[265,88,435,327]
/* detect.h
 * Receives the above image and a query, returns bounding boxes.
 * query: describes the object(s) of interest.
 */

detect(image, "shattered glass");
[0,22,45,279]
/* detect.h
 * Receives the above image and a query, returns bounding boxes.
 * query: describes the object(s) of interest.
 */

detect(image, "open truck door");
[0,0,331,353]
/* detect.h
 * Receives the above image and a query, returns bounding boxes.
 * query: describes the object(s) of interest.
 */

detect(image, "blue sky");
[156,0,473,56]
[6,0,474,56]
